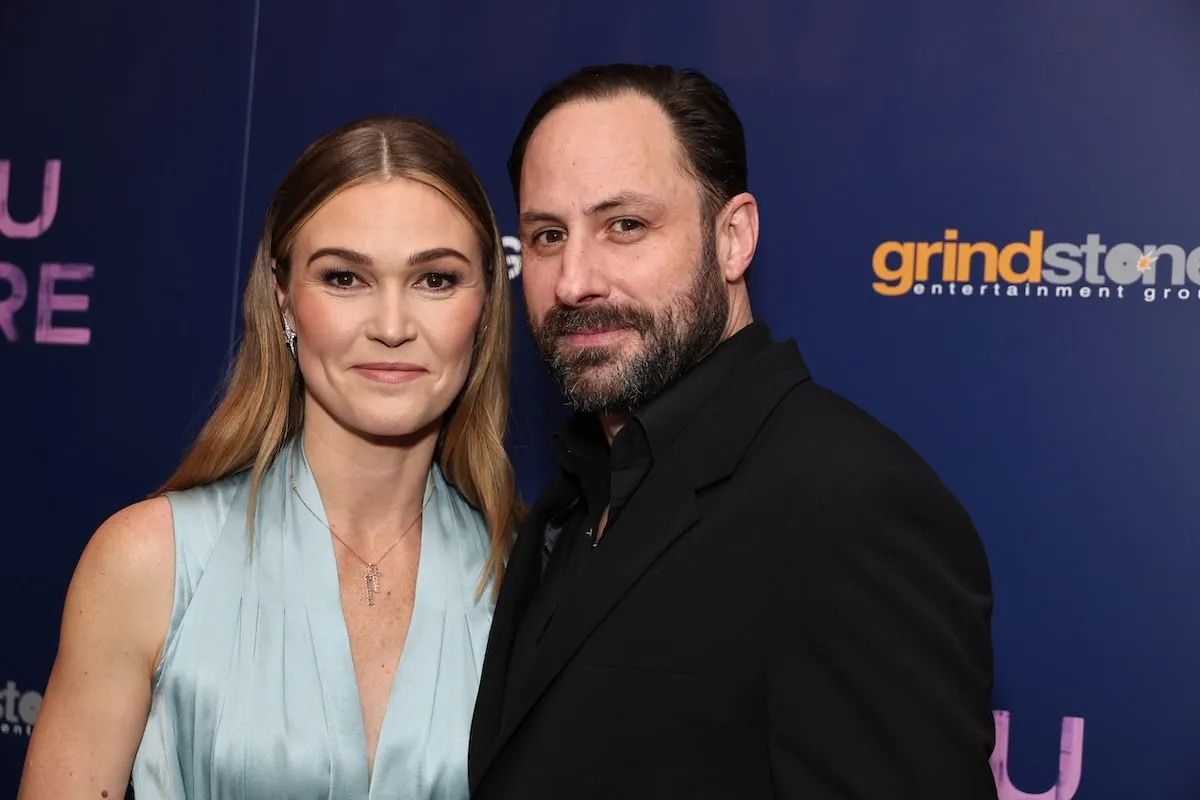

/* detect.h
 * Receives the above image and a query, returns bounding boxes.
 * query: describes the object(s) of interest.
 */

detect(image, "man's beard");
[529,229,729,414]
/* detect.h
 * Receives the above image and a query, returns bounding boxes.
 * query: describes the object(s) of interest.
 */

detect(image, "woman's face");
[279,178,486,441]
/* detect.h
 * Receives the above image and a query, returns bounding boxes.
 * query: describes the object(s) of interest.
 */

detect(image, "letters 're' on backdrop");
[2,0,1197,796]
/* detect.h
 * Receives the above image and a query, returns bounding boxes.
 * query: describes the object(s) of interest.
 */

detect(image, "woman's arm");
[18,497,175,799]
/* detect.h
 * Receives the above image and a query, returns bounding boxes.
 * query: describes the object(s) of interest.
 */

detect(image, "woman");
[17,115,520,799]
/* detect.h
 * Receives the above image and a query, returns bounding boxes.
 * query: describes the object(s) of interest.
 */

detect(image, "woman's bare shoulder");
[82,497,175,580]
[65,497,176,667]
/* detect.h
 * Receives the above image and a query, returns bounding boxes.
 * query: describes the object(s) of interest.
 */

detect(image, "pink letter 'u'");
[991,710,1084,799]
[0,160,61,239]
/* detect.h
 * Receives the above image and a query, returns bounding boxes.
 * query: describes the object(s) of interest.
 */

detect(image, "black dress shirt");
[501,321,772,724]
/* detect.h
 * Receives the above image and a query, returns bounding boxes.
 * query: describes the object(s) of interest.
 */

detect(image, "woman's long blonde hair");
[158,115,521,594]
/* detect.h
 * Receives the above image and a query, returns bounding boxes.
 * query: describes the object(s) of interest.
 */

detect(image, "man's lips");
[560,327,631,345]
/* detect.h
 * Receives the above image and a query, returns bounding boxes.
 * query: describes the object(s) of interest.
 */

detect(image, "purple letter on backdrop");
[0,160,61,239]
[35,263,93,345]
[990,710,1084,799]
[0,263,29,342]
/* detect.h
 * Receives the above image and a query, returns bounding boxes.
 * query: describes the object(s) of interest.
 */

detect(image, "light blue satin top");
[130,436,496,799]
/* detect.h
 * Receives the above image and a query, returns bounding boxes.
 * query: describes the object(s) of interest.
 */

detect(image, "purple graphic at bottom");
[991,710,1085,799]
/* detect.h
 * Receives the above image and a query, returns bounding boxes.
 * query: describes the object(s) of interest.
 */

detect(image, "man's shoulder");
[744,377,945,493]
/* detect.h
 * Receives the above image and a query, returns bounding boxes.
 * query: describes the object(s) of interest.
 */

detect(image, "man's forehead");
[520,96,691,209]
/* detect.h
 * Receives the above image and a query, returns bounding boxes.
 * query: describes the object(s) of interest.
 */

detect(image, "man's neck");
[722,302,754,343]
[597,411,631,444]
[300,406,439,553]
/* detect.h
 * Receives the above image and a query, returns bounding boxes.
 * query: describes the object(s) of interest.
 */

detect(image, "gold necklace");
[289,467,431,607]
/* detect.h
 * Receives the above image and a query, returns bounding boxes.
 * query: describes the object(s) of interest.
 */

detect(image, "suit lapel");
[485,461,700,756]
[473,339,813,784]
[468,473,572,785]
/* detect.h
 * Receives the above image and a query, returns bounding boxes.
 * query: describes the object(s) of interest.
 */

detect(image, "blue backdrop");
[3,0,1198,796]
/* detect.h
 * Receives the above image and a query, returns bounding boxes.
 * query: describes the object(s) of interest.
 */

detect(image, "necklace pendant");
[364,563,381,606]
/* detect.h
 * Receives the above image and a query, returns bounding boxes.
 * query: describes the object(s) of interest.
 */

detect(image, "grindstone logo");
[989,709,1084,799]
[0,159,94,345]
[0,679,41,739]
[872,229,1200,303]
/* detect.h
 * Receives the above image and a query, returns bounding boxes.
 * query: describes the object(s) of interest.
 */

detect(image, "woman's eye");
[419,272,459,291]
[320,270,360,288]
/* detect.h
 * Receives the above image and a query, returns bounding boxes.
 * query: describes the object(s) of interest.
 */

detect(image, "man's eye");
[534,230,566,245]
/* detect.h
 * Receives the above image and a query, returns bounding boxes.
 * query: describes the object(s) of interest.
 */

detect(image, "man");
[469,63,998,799]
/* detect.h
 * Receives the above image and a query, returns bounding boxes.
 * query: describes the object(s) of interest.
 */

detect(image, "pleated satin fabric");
[130,436,496,799]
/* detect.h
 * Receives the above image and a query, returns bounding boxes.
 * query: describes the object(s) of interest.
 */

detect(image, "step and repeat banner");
[3,0,1198,796]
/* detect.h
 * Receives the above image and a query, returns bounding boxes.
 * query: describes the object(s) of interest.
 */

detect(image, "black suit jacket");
[469,339,998,799]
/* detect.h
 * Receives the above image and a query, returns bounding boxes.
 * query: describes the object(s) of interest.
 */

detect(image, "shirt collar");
[633,320,771,456]
[552,320,773,475]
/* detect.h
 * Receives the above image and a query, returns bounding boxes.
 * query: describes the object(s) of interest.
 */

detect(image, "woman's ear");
[273,260,288,313]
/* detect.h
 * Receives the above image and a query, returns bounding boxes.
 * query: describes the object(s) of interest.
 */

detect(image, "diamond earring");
[283,316,297,357]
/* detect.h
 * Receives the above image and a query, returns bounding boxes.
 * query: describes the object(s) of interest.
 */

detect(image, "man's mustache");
[538,304,655,339]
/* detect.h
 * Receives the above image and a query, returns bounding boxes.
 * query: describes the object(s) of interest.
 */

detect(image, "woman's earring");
[283,316,297,357]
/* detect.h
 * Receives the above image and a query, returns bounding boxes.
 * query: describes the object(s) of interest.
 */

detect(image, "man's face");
[517,93,729,414]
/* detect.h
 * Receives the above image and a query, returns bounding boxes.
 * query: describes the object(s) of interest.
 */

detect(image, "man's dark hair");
[507,64,748,222]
